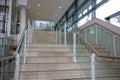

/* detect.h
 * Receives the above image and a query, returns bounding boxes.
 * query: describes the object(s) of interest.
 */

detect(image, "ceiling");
[27,0,74,23]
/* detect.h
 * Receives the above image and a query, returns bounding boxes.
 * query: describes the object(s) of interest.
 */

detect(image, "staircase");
[19,30,120,80]
[75,44,120,80]
[19,31,85,80]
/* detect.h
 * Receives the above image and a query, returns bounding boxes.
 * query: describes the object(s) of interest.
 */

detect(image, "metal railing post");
[73,32,77,63]
[14,54,20,80]
[56,29,58,44]
[30,28,33,43]
[59,30,61,44]
[96,26,98,44]
[91,53,96,80]
[28,29,30,43]
[64,24,66,44]
[113,34,116,57]
[24,31,27,64]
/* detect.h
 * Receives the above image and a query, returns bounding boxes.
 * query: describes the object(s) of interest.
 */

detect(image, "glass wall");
[77,0,92,27]
[55,0,96,31]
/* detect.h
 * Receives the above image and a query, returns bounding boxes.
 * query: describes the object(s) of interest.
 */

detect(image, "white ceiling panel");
[27,0,74,23]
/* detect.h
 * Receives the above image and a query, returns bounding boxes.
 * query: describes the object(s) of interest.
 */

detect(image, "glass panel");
[0,58,15,80]
[97,26,114,55]
[79,29,86,39]
[66,24,74,44]
[87,25,96,44]
[56,29,59,44]
[76,34,91,78]
[0,35,13,58]
[116,36,120,56]
[66,31,73,44]
[60,24,64,44]
[79,24,115,56]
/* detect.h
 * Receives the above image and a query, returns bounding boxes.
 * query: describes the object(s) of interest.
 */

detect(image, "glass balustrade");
[0,56,15,80]
[79,24,120,57]
[0,35,13,58]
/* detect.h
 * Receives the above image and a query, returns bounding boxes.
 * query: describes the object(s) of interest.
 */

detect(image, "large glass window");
[77,0,92,27]
[0,0,9,34]
[96,0,120,21]
[96,0,120,27]
[35,20,53,30]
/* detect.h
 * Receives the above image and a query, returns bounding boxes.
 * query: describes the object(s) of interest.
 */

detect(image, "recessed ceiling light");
[59,6,62,9]
[37,4,40,7]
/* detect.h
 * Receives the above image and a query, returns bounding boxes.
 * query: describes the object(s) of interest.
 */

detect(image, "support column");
[7,0,12,37]
[19,7,26,35]
[18,6,26,43]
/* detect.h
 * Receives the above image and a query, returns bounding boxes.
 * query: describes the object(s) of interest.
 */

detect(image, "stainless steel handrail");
[0,55,16,61]
[60,19,120,59]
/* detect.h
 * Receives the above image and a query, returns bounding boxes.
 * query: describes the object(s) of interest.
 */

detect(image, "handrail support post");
[24,31,27,64]
[14,54,20,80]
[91,53,96,80]
[56,29,58,44]
[64,23,67,44]
[73,32,77,63]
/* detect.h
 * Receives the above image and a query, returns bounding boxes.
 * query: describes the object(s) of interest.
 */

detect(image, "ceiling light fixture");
[37,4,40,7]
[59,6,62,9]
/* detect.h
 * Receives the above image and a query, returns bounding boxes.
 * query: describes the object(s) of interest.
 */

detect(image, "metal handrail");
[78,18,120,36]
[0,55,16,62]
[15,30,26,54]
[63,19,120,59]
[75,30,120,59]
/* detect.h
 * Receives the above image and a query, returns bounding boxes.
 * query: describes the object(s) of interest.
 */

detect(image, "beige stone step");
[26,51,73,57]
[27,44,72,47]
[26,47,72,52]
[26,44,85,48]
[31,41,56,44]
[25,57,74,63]
[20,63,80,72]
[20,70,85,80]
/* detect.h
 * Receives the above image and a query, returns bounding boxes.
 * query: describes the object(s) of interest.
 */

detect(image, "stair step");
[20,70,85,80]
[54,74,120,80]
[20,63,80,72]
[77,62,120,69]
[82,69,120,76]
[24,57,74,63]
[26,47,72,51]
[26,51,73,57]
